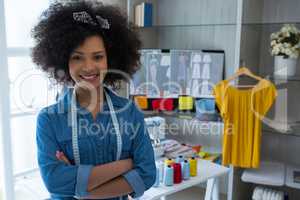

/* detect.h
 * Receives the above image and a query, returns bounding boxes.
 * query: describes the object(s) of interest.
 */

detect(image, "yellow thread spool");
[164,158,174,166]
[189,157,197,177]
[134,96,148,110]
[178,96,193,111]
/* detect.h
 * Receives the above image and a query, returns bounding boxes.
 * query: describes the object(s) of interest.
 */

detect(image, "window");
[9,57,59,116]
[1,0,58,199]
[4,0,57,174]
[5,0,49,47]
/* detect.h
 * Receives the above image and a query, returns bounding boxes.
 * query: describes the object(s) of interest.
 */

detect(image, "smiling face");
[68,35,108,90]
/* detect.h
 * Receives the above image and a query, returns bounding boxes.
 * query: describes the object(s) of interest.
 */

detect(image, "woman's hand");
[56,151,71,165]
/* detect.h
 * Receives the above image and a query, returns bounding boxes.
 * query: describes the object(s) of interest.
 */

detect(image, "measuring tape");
[71,86,123,199]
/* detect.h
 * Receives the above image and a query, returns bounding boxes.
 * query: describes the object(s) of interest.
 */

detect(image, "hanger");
[226,67,263,88]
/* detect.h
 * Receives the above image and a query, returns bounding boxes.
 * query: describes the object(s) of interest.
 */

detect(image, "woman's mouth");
[80,74,99,81]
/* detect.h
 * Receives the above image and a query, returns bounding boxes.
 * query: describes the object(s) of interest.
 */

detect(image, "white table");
[139,159,230,200]
[15,159,230,200]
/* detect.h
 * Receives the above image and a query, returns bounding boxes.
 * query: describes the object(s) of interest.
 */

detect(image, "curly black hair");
[31,1,141,86]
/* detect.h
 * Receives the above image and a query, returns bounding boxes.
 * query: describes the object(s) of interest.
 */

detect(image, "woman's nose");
[83,58,96,70]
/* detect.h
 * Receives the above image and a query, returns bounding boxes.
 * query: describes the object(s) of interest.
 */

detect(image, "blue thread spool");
[158,161,164,183]
[163,165,174,186]
[182,160,190,180]
[153,167,160,187]
[176,155,184,163]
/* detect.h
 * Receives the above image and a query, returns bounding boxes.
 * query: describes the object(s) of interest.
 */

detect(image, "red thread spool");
[152,99,162,111]
[173,163,182,184]
[161,98,174,111]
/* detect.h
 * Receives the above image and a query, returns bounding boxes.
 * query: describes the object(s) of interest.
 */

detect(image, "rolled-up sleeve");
[123,104,156,198]
[36,109,93,198]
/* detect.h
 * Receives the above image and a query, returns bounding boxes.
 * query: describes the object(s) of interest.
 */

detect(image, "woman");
[31,1,156,199]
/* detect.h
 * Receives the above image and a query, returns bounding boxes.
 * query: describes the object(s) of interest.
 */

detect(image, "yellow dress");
[213,79,277,168]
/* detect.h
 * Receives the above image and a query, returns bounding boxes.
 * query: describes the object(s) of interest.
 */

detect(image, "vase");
[274,56,297,77]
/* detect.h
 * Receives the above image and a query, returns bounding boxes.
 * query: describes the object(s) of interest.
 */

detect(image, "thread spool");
[178,96,194,111]
[173,163,182,184]
[175,155,184,163]
[163,165,174,186]
[189,157,197,177]
[161,98,174,111]
[153,167,160,187]
[181,160,190,180]
[165,158,174,166]
[157,160,164,183]
[134,95,148,110]
[152,99,162,111]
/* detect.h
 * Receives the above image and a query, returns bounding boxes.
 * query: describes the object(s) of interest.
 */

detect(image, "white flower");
[284,49,292,56]
[281,26,289,33]
[271,40,277,46]
[272,45,281,55]
[271,33,278,40]
[289,26,299,34]
[275,43,283,49]
[270,24,300,58]
[283,42,291,48]
[283,31,290,37]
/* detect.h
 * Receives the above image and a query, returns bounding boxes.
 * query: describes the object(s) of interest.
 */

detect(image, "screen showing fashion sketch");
[130,49,161,96]
[146,51,161,97]
[170,50,192,96]
[130,49,224,97]
[188,51,224,97]
[140,51,171,97]
[130,49,149,95]
[159,52,171,95]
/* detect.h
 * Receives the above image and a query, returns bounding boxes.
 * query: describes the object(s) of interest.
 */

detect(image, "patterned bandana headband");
[73,11,110,29]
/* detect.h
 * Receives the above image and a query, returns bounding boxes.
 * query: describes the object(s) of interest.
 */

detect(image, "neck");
[75,85,105,111]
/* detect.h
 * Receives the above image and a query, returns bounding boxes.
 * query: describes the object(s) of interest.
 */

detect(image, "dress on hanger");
[201,54,211,80]
[177,53,188,84]
[191,53,202,96]
[213,79,277,168]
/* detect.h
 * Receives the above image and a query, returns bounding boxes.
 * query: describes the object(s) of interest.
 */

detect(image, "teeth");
[81,74,98,80]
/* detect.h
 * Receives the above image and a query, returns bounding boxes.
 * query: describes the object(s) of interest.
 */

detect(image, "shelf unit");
[262,122,300,137]
[240,0,300,135]
[242,161,285,187]
[265,75,300,82]
[286,165,300,189]
[239,0,300,199]
[242,161,300,190]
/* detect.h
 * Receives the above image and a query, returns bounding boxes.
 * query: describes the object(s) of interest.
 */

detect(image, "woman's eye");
[94,55,103,60]
[71,55,81,61]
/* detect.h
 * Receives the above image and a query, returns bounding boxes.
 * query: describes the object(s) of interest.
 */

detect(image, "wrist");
[123,159,133,171]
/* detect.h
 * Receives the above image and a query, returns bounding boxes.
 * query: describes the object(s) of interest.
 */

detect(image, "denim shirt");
[36,87,156,200]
